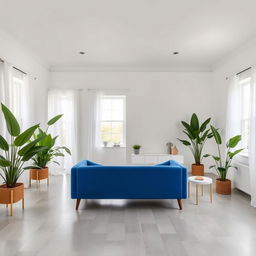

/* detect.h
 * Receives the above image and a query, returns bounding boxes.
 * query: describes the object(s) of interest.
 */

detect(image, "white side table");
[188,176,213,205]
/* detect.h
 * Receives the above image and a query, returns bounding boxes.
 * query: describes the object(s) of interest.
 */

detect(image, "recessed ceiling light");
[79,51,85,55]
[173,51,179,55]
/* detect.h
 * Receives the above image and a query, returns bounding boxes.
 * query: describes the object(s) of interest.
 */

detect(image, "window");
[240,76,251,153]
[99,95,126,147]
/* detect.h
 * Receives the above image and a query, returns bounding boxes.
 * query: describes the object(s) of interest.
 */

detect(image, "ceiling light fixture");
[173,51,179,55]
[79,51,85,55]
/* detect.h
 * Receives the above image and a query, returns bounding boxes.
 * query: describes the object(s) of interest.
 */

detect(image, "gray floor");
[0,175,256,256]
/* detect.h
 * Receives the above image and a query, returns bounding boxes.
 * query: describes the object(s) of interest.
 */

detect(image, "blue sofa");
[71,160,187,210]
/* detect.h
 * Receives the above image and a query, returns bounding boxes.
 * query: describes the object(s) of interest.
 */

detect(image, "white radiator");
[234,162,251,195]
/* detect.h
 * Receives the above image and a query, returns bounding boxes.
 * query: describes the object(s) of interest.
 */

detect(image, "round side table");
[188,176,213,205]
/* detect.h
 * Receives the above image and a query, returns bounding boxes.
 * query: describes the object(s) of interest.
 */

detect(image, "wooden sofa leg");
[76,199,81,210]
[177,199,182,210]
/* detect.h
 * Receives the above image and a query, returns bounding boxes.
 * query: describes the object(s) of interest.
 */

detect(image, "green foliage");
[1,103,20,136]
[0,103,45,187]
[14,124,40,146]
[31,115,71,168]
[47,114,63,126]
[133,144,141,150]
[177,113,212,165]
[204,126,243,181]
[0,135,9,151]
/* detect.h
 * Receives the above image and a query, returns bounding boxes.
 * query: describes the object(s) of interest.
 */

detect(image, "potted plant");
[0,103,45,216]
[133,145,141,155]
[29,115,71,187]
[178,113,212,176]
[204,126,243,195]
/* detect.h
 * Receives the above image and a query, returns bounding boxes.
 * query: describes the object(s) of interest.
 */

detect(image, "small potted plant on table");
[0,104,45,216]
[29,115,71,187]
[204,126,243,195]
[133,145,141,155]
[178,113,212,176]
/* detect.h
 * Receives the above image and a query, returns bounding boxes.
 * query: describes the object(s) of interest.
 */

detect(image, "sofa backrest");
[71,160,187,199]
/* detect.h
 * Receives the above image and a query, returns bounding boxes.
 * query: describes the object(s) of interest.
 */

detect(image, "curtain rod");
[0,57,27,75]
[236,67,251,76]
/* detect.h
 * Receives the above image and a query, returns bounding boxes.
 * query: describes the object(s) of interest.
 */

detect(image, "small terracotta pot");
[30,167,49,180]
[191,164,204,176]
[0,183,24,204]
[216,179,231,195]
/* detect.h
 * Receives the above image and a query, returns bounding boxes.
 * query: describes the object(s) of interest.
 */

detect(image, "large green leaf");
[54,152,65,157]
[212,155,221,161]
[47,114,63,126]
[18,135,46,156]
[228,148,244,159]
[14,124,40,147]
[0,158,11,167]
[1,103,20,136]
[181,121,196,139]
[0,134,9,151]
[56,146,71,155]
[200,117,211,132]
[227,135,242,148]
[211,125,222,144]
[182,130,193,140]
[177,139,191,146]
[190,113,199,131]
[62,146,71,155]
[21,146,48,161]
[181,121,191,130]
[200,129,210,142]
[40,134,54,148]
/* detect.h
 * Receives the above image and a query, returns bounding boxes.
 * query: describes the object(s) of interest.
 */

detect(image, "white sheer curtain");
[0,62,31,187]
[227,70,256,207]
[87,90,103,162]
[0,62,5,136]
[226,75,242,140]
[0,62,11,137]
[249,67,256,207]
[225,75,242,182]
[48,89,79,175]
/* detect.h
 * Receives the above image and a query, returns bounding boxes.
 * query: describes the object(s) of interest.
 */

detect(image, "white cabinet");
[131,154,184,164]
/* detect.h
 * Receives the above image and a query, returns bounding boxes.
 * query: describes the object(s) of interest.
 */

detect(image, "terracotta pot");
[216,178,231,195]
[0,183,24,204]
[191,164,204,176]
[30,167,49,180]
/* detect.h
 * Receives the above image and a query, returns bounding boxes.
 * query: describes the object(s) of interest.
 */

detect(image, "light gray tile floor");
[0,175,255,256]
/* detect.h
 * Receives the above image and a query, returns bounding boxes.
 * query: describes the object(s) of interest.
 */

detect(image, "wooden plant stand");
[29,167,49,188]
[0,183,24,216]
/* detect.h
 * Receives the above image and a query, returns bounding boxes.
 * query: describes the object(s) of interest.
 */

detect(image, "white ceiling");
[1,0,256,70]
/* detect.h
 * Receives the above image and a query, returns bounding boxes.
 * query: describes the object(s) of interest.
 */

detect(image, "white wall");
[0,28,49,125]
[212,36,256,192]
[50,70,216,169]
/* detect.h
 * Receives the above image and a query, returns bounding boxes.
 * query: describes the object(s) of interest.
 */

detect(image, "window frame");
[99,95,126,148]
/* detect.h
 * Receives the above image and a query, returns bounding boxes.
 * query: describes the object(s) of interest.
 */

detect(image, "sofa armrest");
[181,165,188,198]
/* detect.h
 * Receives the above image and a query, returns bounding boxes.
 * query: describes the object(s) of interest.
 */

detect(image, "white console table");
[131,153,184,164]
